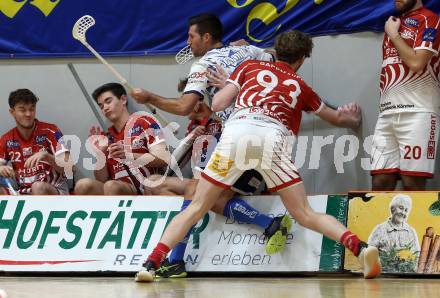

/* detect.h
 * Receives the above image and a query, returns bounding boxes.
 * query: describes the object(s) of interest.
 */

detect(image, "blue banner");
[0,0,439,58]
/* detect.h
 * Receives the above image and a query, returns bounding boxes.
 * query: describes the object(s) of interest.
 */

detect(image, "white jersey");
[183,45,274,122]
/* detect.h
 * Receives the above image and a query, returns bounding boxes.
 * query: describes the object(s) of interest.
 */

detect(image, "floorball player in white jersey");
[138,30,382,281]
[132,13,297,279]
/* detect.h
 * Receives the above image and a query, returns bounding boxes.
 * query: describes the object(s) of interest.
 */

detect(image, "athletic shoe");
[264,215,293,255]
[357,242,381,279]
[156,259,188,278]
[135,260,156,282]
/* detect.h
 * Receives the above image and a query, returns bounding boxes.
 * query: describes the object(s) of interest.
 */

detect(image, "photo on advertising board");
[0,195,347,273]
[345,192,440,274]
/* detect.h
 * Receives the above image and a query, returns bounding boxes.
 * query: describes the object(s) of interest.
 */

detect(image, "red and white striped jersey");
[380,7,440,115]
[0,119,68,194]
[106,113,165,186]
[227,60,323,135]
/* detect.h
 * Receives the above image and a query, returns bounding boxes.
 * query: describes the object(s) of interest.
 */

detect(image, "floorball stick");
[72,15,171,127]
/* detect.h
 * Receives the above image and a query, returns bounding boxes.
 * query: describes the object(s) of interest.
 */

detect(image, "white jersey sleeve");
[245,45,274,62]
[183,60,208,99]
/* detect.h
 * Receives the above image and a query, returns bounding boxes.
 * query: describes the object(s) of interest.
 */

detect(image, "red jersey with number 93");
[227,60,323,135]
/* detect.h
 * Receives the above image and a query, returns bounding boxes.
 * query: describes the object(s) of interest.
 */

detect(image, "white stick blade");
[175,45,194,64]
[72,15,96,42]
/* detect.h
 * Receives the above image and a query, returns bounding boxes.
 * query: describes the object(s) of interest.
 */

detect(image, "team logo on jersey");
[404,18,419,28]
[422,28,437,42]
[131,138,144,149]
[35,135,47,144]
[23,147,32,157]
[189,71,207,79]
[128,125,142,136]
[6,140,19,149]
[401,29,415,40]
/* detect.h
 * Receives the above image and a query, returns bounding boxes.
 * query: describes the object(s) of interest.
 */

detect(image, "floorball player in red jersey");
[137,30,381,281]
[0,89,71,195]
[371,0,440,190]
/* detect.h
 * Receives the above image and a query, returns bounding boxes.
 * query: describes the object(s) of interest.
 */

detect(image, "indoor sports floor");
[0,276,439,297]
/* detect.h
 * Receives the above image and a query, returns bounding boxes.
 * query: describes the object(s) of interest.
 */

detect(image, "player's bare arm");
[211,83,239,112]
[130,88,200,116]
[385,16,434,72]
[317,102,362,129]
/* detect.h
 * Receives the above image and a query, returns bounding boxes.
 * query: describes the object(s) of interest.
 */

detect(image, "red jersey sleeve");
[298,80,323,113]
[0,134,8,164]
[414,13,440,53]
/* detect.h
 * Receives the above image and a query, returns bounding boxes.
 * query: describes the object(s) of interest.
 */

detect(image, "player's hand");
[130,88,152,104]
[189,126,206,139]
[385,16,401,40]
[207,64,228,89]
[339,102,362,129]
[108,142,127,160]
[88,126,108,154]
[229,39,249,46]
[24,151,49,169]
[0,165,15,178]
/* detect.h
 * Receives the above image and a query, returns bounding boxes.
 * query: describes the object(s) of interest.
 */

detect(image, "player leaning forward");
[136,31,381,280]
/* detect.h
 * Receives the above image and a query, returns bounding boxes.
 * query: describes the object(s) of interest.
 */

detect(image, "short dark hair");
[8,89,39,108]
[92,82,127,103]
[188,13,223,42]
[274,30,313,64]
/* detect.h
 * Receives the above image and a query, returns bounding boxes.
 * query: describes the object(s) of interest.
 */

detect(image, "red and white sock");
[147,242,170,269]
[340,230,361,256]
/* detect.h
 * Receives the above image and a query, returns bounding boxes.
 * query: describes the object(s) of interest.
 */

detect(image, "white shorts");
[201,117,302,192]
[371,112,439,177]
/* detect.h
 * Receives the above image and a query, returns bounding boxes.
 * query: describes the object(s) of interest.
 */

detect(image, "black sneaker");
[156,258,187,278]
[135,260,156,282]
[263,215,292,255]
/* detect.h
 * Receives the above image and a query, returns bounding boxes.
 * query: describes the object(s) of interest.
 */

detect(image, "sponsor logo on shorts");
[422,28,437,43]
[207,152,233,177]
[428,115,436,159]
